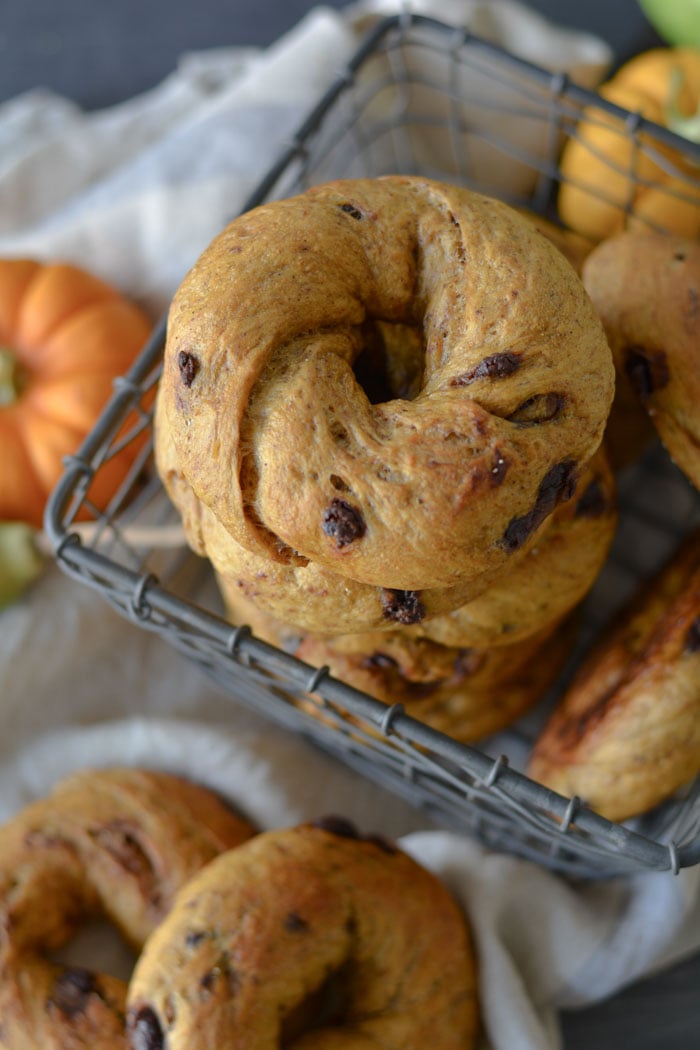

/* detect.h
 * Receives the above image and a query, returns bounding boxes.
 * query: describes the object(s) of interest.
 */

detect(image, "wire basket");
[45,14,700,878]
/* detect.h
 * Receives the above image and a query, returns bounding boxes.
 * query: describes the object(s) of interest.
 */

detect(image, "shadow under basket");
[45,13,700,879]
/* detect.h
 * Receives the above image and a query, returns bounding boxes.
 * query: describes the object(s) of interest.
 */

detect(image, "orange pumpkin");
[558,47,700,240]
[0,258,152,528]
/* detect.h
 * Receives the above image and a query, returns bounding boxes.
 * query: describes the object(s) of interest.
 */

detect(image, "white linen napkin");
[0,4,696,1050]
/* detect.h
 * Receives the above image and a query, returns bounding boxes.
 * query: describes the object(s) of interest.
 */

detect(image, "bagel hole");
[352,320,424,403]
[47,917,138,983]
[280,962,352,1044]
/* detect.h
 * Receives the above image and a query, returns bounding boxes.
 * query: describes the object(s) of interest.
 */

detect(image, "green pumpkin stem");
[0,346,21,407]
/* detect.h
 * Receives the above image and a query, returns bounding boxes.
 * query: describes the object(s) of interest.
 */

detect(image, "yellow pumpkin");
[558,47,700,240]
[0,258,152,528]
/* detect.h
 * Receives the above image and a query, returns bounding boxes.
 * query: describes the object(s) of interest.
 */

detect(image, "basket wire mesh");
[46,14,700,878]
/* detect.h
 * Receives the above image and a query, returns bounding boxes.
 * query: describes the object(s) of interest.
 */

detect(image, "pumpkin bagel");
[0,768,254,1050]
[528,531,700,822]
[582,231,700,492]
[127,819,478,1049]
[156,176,614,611]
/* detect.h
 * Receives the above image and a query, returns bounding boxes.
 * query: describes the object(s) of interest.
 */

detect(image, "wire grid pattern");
[46,14,700,878]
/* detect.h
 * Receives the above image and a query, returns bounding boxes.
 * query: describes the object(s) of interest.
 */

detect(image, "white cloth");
[0,4,697,1050]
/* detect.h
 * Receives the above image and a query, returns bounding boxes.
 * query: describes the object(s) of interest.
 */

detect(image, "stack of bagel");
[154,174,700,822]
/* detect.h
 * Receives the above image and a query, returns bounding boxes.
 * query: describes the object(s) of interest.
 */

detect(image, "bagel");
[214,447,614,663]
[527,530,700,822]
[293,616,576,744]
[410,447,616,648]
[0,767,254,1050]
[126,819,478,1049]
[156,398,508,635]
[156,175,614,621]
[582,231,700,489]
[517,210,595,275]
[217,580,578,743]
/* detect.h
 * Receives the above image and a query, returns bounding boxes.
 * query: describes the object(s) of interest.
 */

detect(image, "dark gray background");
[1,2,697,1049]
[0,0,662,108]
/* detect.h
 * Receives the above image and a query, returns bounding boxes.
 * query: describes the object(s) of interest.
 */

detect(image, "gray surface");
[0,0,660,109]
[1,1,698,1048]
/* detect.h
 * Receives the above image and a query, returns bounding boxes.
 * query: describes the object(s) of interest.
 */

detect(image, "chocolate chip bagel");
[528,531,700,822]
[0,768,254,1050]
[213,445,615,648]
[218,571,576,742]
[156,176,614,630]
[127,819,478,1049]
[583,231,700,490]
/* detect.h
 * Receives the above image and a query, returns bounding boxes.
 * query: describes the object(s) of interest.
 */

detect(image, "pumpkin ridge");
[17,263,120,349]
[0,257,152,527]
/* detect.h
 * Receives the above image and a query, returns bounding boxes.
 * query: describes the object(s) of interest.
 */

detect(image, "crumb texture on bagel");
[156,175,614,616]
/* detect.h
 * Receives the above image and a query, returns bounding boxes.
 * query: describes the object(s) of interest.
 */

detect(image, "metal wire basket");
[45,13,700,878]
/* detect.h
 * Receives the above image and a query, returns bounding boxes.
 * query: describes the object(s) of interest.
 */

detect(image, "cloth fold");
[0,4,696,1049]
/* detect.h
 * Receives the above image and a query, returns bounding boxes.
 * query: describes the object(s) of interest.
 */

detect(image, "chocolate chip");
[507,393,564,425]
[624,347,669,400]
[186,930,206,949]
[322,498,366,548]
[450,351,521,385]
[200,971,218,994]
[501,516,533,553]
[285,911,309,933]
[312,815,360,839]
[339,202,363,220]
[178,350,199,387]
[501,459,577,553]
[48,968,98,1017]
[365,834,398,854]
[575,478,609,518]
[685,617,700,654]
[129,1005,165,1050]
[380,588,425,624]
[544,459,578,504]
[362,651,399,671]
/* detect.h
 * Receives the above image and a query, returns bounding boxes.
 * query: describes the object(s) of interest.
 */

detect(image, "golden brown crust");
[412,448,616,647]
[215,448,615,653]
[156,176,614,625]
[295,618,577,744]
[0,768,255,1050]
[127,821,479,1049]
[527,531,700,821]
[219,580,577,743]
[583,232,700,489]
[157,400,504,635]
[517,210,595,275]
